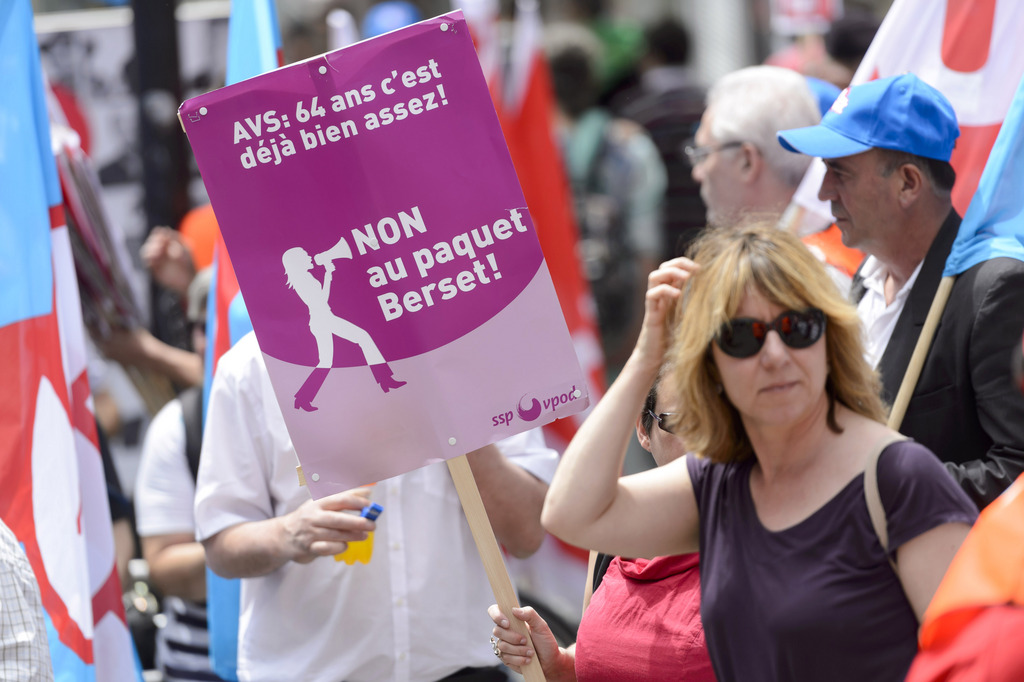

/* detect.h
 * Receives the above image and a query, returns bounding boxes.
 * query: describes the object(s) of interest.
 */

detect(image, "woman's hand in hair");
[633,257,698,369]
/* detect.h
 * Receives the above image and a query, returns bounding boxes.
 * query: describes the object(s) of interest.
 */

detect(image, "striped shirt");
[157,597,222,681]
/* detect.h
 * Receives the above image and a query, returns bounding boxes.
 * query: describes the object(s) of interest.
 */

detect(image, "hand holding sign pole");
[448,454,544,681]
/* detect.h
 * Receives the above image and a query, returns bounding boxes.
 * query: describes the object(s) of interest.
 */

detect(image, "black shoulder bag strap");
[178,386,205,482]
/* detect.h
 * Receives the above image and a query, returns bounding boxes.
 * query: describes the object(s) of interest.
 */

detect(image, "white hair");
[707,66,822,188]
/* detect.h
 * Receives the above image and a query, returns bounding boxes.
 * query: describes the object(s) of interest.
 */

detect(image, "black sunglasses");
[715,308,826,359]
[646,410,679,434]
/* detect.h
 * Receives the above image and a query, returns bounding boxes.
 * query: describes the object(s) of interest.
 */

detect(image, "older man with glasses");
[687,65,822,229]
[686,65,864,291]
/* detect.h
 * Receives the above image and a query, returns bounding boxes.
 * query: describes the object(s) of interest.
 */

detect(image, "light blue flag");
[225,0,282,85]
[207,2,281,680]
[944,72,1024,277]
[0,0,58,328]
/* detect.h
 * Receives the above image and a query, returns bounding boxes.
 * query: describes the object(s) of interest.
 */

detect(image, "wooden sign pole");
[447,454,547,682]
[888,275,955,430]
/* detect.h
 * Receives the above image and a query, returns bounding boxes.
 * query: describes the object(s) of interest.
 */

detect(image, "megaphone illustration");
[314,236,353,266]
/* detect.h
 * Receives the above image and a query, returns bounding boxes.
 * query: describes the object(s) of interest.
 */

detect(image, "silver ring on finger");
[489,635,503,662]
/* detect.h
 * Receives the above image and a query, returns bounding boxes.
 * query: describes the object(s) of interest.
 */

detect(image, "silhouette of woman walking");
[283,243,405,412]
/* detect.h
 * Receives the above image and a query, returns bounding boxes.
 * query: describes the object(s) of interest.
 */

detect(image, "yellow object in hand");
[335,532,375,564]
[334,502,383,564]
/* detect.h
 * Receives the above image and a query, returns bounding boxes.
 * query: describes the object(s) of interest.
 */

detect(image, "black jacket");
[852,210,1024,508]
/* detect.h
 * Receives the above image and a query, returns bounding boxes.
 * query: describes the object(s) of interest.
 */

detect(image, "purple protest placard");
[180,11,588,496]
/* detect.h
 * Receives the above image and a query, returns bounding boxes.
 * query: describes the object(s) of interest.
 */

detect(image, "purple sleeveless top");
[686,441,977,682]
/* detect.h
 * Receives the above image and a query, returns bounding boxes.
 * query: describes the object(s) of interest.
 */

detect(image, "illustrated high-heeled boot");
[294,367,330,411]
[370,363,406,394]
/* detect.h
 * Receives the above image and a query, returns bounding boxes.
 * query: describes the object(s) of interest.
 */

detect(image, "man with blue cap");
[778,73,1024,509]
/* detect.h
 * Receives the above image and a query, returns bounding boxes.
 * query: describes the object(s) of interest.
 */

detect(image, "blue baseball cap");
[805,76,842,117]
[777,73,959,161]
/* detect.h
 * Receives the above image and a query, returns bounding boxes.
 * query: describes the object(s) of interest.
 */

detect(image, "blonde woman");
[497,223,976,681]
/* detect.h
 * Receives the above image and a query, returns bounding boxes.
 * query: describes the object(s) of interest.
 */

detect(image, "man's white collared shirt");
[857,255,924,369]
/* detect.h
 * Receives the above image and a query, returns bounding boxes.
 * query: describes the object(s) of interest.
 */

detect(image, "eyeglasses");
[715,309,826,359]
[646,410,679,434]
[683,140,745,168]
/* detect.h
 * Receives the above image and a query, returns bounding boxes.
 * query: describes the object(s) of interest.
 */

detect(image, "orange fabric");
[918,474,1024,649]
[907,606,1024,682]
[801,224,864,278]
[179,203,220,271]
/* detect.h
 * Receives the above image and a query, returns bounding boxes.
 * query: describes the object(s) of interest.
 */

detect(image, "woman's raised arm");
[541,259,702,559]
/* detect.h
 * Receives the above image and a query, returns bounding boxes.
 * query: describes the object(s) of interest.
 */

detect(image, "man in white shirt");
[778,72,1024,508]
[135,268,222,681]
[194,332,556,682]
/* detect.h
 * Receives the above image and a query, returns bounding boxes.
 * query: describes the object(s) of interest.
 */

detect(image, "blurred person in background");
[142,225,197,298]
[488,368,715,681]
[89,227,206,614]
[0,518,54,681]
[563,0,645,106]
[134,268,224,682]
[761,2,879,92]
[821,7,882,89]
[688,65,861,290]
[688,65,820,230]
[546,23,667,375]
[96,421,137,591]
[176,204,219,272]
[97,225,204,390]
[611,16,707,259]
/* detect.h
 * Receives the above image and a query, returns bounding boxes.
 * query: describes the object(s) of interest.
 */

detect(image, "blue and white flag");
[205,2,281,679]
[944,71,1024,276]
[225,0,283,86]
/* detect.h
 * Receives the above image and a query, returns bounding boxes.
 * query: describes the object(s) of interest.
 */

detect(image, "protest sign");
[180,11,588,496]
